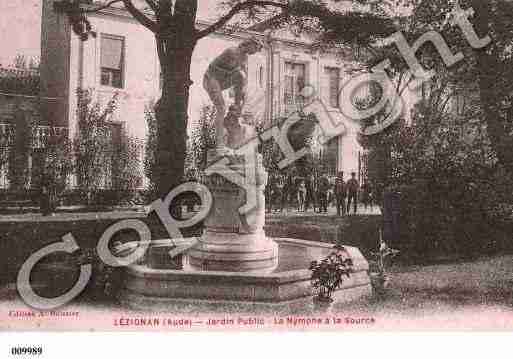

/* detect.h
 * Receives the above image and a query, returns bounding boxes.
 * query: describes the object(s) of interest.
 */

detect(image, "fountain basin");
[117,238,371,307]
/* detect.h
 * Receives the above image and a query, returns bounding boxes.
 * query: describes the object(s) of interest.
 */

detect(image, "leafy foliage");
[8,108,35,191]
[0,67,39,96]
[378,0,513,176]
[56,0,404,195]
[309,244,353,303]
[41,134,74,192]
[74,89,142,204]
[13,54,39,70]
[188,105,216,173]
[73,89,118,204]
[257,113,317,178]
[143,102,159,196]
[38,133,74,213]
[0,126,13,178]
[222,0,398,47]
[359,65,512,258]
[336,0,513,259]
[111,133,143,195]
[370,238,399,276]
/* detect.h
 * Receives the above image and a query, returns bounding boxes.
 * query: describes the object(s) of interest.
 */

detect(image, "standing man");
[318,173,330,213]
[203,37,264,148]
[283,172,294,212]
[361,181,372,212]
[346,172,359,215]
[335,171,346,216]
[275,174,285,212]
[265,173,275,213]
[309,173,318,212]
[297,179,307,212]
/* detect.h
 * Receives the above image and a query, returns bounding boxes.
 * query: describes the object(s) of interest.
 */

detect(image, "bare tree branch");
[196,0,288,39]
[143,0,159,13]
[247,11,289,31]
[81,0,124,13]
[122,0,158,33]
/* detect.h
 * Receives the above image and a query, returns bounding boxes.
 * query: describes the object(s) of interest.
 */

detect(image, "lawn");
[331,254,513,329]
[1,254,512,330]
[1,209,512,329]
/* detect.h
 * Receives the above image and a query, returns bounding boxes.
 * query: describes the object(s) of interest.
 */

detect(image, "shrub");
[358,76,513,260]
[143,102,158,196]
[39,133,74,213]
[73,89,118,205]
[188,105,216,173]
[309,244,353,303]
[73,89,142,206]
[8,108,34,191]
[111,132,143,202]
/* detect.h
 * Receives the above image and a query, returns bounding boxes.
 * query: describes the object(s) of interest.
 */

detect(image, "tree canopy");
[55,0,400,196]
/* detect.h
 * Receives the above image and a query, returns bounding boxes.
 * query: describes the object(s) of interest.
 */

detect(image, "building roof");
[74,1,315,49]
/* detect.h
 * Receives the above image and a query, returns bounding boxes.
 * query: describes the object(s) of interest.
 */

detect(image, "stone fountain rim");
[117,237,369,285]
[116,236,344,253]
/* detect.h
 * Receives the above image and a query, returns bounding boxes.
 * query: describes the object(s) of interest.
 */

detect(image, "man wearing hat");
[346,172,359,215]
[334,171,346,216]
[203,37,264,148]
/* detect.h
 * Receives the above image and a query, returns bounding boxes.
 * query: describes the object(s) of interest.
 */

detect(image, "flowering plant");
[309,244,354,303]
[369,232,399,295]
[370,238,400,276]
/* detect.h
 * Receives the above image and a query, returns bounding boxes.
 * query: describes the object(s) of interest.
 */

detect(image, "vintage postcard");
[1,0,513,339]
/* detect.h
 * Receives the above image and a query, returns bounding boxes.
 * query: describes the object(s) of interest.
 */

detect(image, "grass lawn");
[331,254,513,329]
[1,254,512,330]
[1,208,511,329]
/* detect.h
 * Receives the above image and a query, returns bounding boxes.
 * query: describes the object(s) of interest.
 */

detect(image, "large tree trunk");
[153,0,198,198]
[472,0,513,174]
[155,33,196,198]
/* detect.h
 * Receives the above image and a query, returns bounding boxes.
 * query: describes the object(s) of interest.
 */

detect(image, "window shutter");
[284,75,294,105]
[321,68,331,105]
[101,36,124,70]
[323,67,340,107]
[329,69,340,107]
[295,63,306,92]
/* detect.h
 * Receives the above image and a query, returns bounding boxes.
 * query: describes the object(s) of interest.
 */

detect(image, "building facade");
[39,0,364,187]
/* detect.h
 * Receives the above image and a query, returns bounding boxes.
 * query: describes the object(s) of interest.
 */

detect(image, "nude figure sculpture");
[203,37,264,149]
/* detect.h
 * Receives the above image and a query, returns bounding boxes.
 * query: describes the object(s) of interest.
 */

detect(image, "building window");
[321,137,338,177]
[259,66,264,88]
[324,67,340,108]
[284,62,306,105]
[100,34,125,89]
[454,92,467,116]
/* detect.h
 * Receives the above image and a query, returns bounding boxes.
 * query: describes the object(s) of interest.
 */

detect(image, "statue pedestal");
[188,148,278,273]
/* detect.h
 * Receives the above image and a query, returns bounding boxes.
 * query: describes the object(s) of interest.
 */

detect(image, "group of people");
[265,171,372,215]
[201,38,376,216]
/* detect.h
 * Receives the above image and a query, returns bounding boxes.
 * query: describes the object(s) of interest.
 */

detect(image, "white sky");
[0,0,398,67]
[0,0,225,66]
[0,0,41,66]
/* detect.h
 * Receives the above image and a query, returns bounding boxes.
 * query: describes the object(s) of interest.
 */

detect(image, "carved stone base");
[188,232,279,272]
[189,149,278,272]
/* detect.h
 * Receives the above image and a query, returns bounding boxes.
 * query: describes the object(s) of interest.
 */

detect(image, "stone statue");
[223,105,257,149]
[203,37,264,149]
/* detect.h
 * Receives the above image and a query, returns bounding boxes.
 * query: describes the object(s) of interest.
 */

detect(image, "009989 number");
[11,346,43,356]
